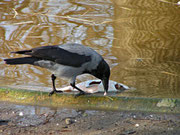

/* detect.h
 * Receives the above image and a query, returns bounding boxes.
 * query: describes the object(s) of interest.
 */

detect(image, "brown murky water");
[0,0,180,98]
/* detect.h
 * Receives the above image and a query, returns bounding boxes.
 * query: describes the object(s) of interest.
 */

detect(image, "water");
[0,101,99,127]
[0,0,180,98]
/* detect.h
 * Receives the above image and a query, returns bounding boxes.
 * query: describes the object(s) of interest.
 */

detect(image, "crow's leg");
[49,74,63,96]
[70,82,86,97]
[70,77,88,97]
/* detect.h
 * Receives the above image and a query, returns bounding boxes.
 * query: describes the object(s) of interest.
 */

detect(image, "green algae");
[0,87,180,113]
[157,98,177,108]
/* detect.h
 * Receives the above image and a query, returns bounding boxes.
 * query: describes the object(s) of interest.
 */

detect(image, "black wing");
[12,45,91,67]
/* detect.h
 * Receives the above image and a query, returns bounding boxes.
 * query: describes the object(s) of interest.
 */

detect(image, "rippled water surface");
[0,0,180,98]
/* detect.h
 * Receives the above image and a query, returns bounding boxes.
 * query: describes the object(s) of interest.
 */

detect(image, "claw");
[75,91,86,97]
[49,90,63,96]
[49,91,54,96]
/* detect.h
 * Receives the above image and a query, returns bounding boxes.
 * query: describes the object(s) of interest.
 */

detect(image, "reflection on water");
[0,0,180,98]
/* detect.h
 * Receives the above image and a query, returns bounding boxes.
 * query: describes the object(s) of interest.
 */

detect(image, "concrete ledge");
[0,87,180,113]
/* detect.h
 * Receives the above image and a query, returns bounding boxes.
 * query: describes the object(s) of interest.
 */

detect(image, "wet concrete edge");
[0,87,180,113]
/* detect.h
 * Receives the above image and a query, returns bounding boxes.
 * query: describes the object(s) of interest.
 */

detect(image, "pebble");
[168,127,173,130]
[65,118,73,125]
[19,112,23,116]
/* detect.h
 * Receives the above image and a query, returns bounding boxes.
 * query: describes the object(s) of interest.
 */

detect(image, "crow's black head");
[90,59,110,95]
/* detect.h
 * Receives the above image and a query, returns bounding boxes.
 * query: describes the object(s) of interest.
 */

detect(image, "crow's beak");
[102,77,109,96]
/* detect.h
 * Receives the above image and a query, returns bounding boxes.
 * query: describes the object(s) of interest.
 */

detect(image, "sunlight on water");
[0,0,180,98]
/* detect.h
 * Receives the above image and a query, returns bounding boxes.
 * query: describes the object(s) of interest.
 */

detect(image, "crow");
[4,43,110,96]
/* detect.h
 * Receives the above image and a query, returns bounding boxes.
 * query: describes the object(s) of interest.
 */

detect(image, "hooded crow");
[4,43,110,96]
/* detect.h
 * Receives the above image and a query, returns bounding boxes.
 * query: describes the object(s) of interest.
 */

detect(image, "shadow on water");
[0,0,180,98]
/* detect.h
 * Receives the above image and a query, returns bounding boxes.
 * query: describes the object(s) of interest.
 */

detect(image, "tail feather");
[4,57,39,65]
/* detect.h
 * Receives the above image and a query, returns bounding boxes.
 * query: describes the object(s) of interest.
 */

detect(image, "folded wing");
[12,45,91,67]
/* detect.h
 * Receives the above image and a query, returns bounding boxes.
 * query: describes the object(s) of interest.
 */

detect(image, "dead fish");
[60,80,130,93]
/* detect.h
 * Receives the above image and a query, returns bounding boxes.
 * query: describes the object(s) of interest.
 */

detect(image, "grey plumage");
[4,43,110,96]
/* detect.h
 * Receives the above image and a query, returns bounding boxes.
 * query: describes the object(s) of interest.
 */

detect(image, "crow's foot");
[49,89,63,96]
